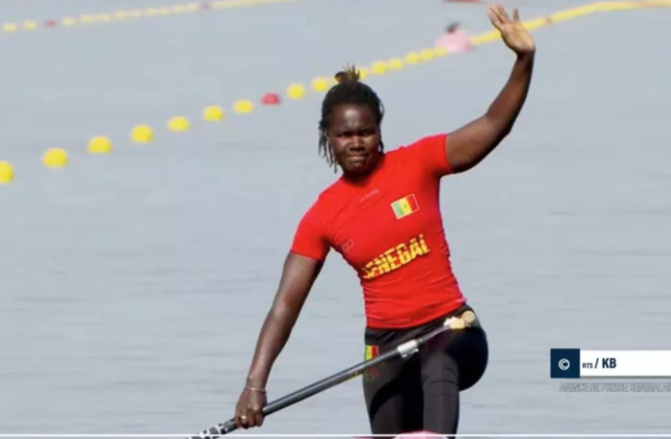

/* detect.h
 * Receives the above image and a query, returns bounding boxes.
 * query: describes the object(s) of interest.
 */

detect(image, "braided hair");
[318,65,385,171]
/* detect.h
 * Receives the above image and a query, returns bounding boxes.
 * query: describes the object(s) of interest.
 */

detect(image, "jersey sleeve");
[404,133,452,177]
[289,205,330,261]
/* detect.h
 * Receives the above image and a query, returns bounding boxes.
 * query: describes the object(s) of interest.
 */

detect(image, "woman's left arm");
[445,4,536,174]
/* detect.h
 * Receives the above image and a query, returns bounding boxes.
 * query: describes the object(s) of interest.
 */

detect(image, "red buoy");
[261,92,281,105]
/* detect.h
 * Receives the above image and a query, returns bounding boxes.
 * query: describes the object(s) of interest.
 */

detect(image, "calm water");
[1,0,670,436]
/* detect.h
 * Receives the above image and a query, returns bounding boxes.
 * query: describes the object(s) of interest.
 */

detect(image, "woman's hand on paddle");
[232,253,324,430]
[487,3,536,55]
[234,387,267,429]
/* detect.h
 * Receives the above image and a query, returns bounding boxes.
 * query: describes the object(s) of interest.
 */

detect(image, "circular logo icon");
[558,358,571,371]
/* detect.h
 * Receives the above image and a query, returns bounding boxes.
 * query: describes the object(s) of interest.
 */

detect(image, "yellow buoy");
[0,160,14,184]
[311,77,330,93]
[471,30,500,46]
[167,116,190,132]
[131,124,153,143]
[405,52,421,64]
[420,49,435,61]
[2,23,19,32]
[370,61,387,75]
[42,148,68,168]
[387,58,404,70]
[287,83,306,100]
[203,105,225,121]
[233,99,254,114]
[88,136,113,154]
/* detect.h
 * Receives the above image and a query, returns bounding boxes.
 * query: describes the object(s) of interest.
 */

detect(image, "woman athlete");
[233,3,535,435]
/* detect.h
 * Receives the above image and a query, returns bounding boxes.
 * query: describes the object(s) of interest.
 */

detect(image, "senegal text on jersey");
[361,233,430,280]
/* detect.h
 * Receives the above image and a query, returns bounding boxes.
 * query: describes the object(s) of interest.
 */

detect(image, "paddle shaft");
[189,311,475,439]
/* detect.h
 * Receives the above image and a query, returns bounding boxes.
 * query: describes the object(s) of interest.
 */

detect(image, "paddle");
[186,310,476,439]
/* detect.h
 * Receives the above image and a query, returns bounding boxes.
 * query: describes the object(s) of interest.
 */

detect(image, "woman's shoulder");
[300,178,348,218]
[391,133,448,153]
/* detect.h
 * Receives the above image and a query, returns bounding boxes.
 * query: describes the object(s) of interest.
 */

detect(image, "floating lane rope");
[1,1,670,185]
[0,0,309,35]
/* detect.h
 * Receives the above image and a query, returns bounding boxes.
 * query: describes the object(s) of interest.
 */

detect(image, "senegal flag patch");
[390,194,419,219]
[363,344,380,381]
[365,344,379,361]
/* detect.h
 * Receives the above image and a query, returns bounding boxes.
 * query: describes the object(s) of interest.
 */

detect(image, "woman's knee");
[452,327,489,391]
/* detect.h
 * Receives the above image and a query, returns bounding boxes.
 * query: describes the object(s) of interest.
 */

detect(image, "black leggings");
[362,304,488,436]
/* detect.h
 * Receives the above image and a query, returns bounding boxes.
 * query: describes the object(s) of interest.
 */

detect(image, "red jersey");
[290,133,465,329]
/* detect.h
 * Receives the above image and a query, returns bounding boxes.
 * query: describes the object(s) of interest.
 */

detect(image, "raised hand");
[487,3,536,55]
